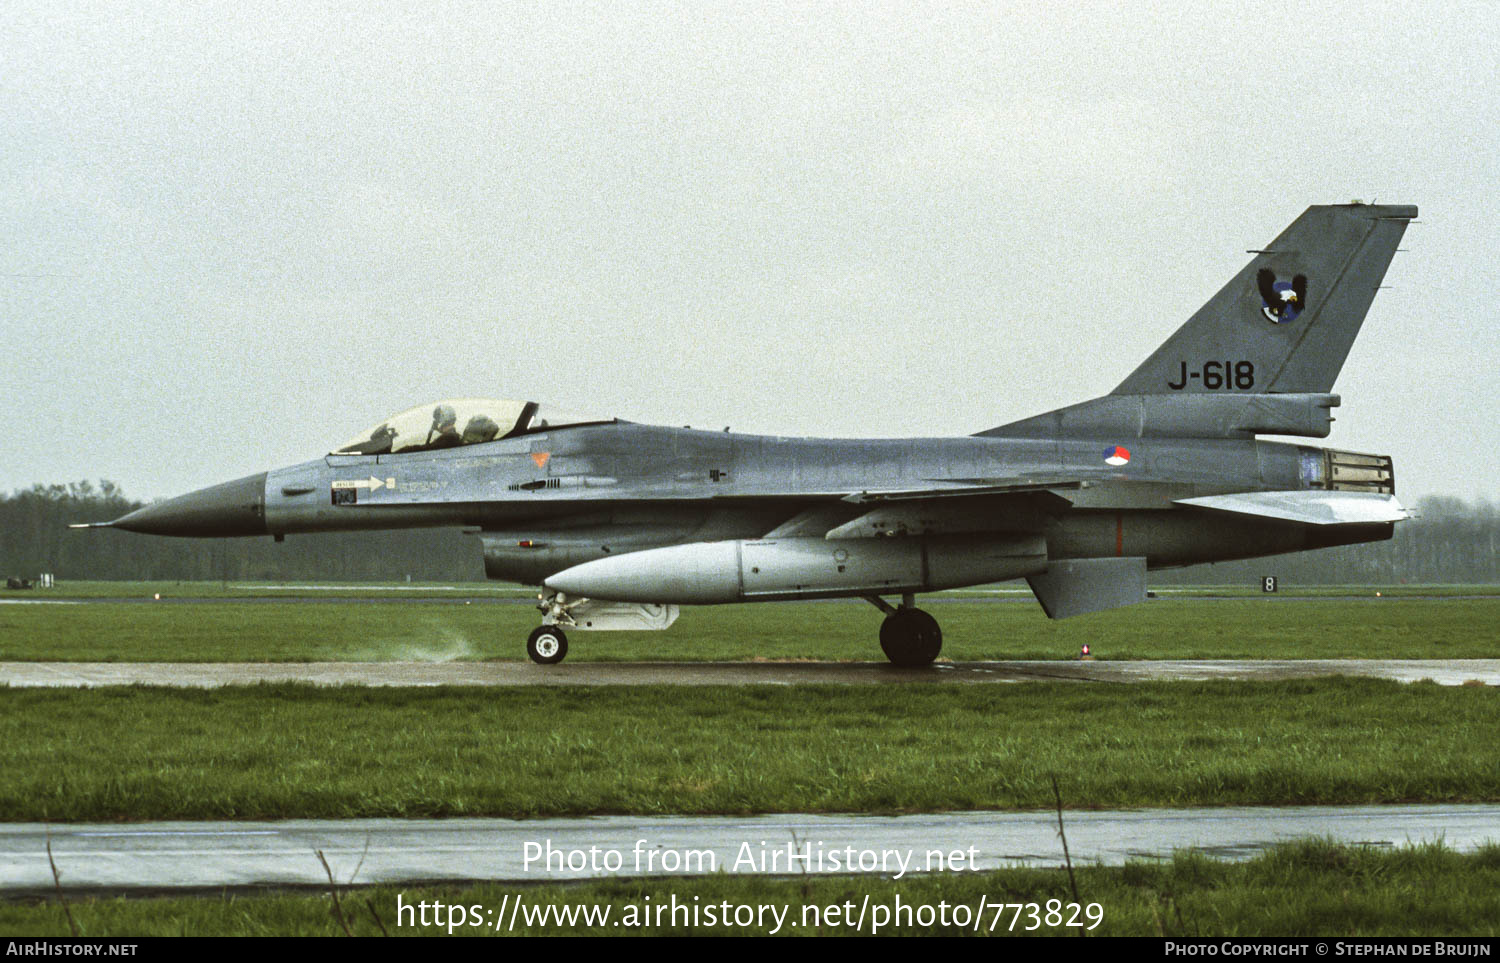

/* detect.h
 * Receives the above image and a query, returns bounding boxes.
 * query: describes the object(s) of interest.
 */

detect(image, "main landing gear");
[867,594,942,667]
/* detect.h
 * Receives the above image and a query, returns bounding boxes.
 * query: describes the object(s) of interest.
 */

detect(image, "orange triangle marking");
[530,451,551,469]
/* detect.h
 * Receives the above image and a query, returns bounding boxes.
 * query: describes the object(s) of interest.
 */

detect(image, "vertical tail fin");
[1111,203,1415,396]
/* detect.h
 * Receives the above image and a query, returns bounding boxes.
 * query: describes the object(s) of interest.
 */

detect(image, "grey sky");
[3,1,1496,502]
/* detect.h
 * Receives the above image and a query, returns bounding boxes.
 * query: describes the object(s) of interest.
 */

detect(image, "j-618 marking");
[1167,360,1256,390]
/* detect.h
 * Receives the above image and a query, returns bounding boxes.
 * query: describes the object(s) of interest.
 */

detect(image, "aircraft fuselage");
[113,423,1389,589]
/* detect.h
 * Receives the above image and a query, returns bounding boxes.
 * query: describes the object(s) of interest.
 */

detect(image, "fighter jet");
[80,203,1416,665]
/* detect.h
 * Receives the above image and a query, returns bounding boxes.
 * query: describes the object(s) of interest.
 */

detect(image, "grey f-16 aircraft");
[81,203,1416,665]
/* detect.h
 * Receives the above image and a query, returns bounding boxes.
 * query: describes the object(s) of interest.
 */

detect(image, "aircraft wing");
[839,478,1084,504]
[753,481,1080,540]
[1173,490,1409,526]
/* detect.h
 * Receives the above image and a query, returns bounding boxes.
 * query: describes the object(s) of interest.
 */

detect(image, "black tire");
[878,608,942,667]
[527,625,568,665]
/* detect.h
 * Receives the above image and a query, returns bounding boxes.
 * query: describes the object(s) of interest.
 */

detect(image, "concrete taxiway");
[6,805,1498,893]
[2,659,1498,688]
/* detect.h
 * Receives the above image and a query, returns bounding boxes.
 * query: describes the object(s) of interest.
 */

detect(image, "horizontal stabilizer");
[1026,557,1147,620]
[1174,490,1408,526]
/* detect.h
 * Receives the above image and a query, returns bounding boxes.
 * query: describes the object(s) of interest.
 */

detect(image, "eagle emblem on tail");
[1257,268,1307,324]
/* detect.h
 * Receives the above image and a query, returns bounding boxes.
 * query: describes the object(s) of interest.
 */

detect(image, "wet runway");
[2,658,1498,687]
[7,805,1498,893]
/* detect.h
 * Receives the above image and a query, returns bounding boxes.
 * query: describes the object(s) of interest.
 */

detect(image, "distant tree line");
[1,482,1496,586]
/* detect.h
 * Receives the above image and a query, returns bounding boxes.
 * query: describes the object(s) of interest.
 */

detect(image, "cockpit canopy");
[333,399,610,455]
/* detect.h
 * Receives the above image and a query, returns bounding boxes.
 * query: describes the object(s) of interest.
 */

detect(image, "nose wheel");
[527,625,569,665]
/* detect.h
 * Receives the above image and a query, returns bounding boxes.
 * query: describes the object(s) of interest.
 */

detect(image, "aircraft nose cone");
[110,472,269,537]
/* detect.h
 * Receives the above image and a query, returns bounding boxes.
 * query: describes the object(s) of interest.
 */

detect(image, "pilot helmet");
[461,414,500,445]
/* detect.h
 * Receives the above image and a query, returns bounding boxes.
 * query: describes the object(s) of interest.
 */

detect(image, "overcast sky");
[3,1,1496,502]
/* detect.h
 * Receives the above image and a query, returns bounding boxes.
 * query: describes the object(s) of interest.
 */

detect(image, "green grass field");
[1,679,1495,821]
[3,582,1496,937]
[2,594,1497,662]
[4,841,1498,936]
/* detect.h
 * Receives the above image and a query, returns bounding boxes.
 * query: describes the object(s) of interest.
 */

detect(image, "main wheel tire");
[527,625,569,665]
[878,608,942,667]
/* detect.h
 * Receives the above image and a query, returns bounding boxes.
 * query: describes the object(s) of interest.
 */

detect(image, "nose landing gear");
[867,594,942,667]
[528,591,575,665]
[526,625,568,665]
[526,591,682,664]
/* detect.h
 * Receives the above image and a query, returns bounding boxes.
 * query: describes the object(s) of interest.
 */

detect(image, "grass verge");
[3,841,1499,936]
[2,597,1499,662]
[1,678,1496,821]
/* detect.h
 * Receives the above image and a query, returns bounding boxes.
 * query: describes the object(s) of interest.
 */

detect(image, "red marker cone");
[1079,643,1093,661]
